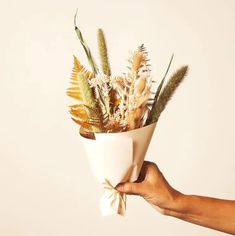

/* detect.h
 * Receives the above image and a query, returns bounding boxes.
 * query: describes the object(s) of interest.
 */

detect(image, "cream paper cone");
[80,122,156,216]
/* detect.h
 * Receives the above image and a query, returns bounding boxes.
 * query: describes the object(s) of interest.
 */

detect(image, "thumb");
[116,182,145,196]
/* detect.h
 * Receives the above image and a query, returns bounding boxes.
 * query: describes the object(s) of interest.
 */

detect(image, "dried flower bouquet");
[67,12,189,215]
[67,13,188,138]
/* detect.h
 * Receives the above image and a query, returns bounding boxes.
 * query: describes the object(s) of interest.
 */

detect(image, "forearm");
[165,193,235,235]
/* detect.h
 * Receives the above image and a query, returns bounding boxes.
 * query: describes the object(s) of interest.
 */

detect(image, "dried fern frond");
[74,11,98,74]
[146,65,188,124]
[84,105,108,132]
[67,56,96,106]
[73,55,94,80]
[67,73,100,132]
[67,57,106,132]
[67,71,96,108]
[98,29,111,76]
[70,108,94,135]
[70,104,107,133]
[71,117,91,129]
[69,104,89,121]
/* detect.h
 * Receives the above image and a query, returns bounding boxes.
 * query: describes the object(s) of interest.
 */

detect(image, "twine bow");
[102,179,126,216]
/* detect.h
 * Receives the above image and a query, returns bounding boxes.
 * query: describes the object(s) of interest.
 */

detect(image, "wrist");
[163,192,198,219]
[162,190,187,216]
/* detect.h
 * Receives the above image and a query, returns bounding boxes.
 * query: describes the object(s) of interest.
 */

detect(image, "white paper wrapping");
[80,122,156,216]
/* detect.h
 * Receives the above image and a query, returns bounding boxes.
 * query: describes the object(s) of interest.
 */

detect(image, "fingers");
[135,161,150,183]
[116,182,145,196]
[115,161,159,196]
[138,161,159,182]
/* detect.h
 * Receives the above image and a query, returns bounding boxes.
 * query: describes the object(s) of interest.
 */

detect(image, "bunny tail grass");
[146,65,188,124]
[98,29,111,76]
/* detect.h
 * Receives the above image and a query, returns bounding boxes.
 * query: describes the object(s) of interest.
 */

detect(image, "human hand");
[116,161,235,235]
[116,161,182,214]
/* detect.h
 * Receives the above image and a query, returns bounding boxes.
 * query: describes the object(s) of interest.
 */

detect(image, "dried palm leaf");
[80,125,95,139]
[74,10,98,74]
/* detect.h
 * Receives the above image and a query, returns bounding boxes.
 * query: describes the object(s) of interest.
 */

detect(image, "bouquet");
[67,12,188,216]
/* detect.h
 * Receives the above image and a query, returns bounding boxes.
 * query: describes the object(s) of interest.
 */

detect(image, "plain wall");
[0,0,235,235]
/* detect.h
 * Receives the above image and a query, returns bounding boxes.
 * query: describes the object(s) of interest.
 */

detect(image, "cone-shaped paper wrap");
[80,122,156,216]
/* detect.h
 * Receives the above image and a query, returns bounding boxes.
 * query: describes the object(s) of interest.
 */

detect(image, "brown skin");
[116,161,235,235]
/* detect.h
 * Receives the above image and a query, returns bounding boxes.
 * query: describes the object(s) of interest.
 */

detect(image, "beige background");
[0,0,235,235]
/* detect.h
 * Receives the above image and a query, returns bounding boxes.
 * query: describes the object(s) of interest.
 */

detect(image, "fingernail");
[115,183,123,191]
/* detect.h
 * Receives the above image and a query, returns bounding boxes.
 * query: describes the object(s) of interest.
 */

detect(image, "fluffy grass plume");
[98,29,111,76]
[146,65,188,124]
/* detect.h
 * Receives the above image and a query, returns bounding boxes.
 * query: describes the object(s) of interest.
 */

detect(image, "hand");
[116,161,235,235]
[116,161,182,214]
